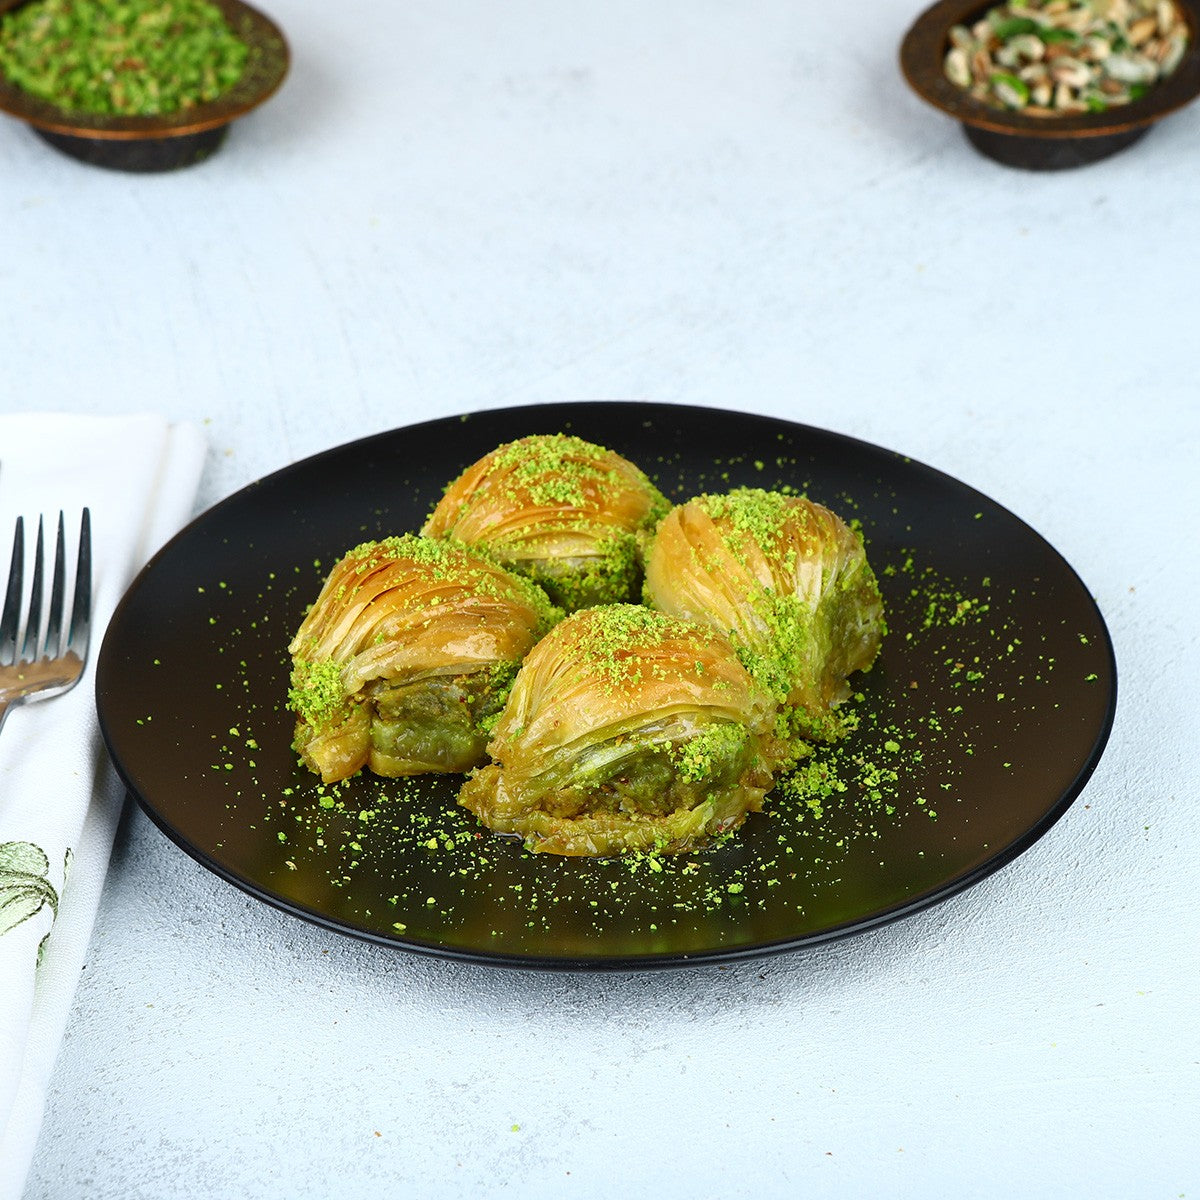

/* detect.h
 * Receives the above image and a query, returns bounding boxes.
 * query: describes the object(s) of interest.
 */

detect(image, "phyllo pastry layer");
[423,434,669,611]
[288,535,561,783]
[459,604,786,856]
[645,488,884,742]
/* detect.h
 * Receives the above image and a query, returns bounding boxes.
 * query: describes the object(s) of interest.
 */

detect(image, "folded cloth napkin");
[0,413,206,1200]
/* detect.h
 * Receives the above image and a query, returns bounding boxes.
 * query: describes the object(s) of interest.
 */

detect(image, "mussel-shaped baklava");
[422,434,669,611]
[644,488,885,740]
[288,535,561,783]
[458,604,785,856]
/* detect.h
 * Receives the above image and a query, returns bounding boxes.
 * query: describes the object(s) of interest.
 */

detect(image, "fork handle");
[0,700,9,739]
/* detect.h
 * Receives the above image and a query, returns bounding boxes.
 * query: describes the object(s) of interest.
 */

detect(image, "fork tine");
[19,517,45,663]
[44,512,66,659]
[67,508,92,659]
[0,517,23,667]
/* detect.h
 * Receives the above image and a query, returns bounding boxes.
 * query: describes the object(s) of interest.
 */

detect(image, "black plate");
[96,403,1116,969]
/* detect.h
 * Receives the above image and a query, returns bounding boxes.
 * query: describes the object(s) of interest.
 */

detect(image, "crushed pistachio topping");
[288,658,346,730]
[485,433,666,519]
[476,660,520,737]
[555,604,724,693]
[690,491,831,689]
[0,0,250,117]
[672,722,749,782]
[698,487,804,557]
[773,695,859,745]
[732,587,814,697]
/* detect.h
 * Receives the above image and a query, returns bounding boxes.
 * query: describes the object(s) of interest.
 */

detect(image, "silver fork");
[0,509,92,738]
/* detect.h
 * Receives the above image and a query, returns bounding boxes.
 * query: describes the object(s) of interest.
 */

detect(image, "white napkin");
[0,413,206,1200]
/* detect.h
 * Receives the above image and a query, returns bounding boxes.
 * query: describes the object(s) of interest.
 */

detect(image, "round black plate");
[96,403,1117,969]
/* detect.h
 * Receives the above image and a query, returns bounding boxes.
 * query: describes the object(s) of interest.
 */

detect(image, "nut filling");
[944,0,1190,115]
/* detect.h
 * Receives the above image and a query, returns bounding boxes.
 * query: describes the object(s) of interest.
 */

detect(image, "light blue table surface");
[4,0,1198,1195]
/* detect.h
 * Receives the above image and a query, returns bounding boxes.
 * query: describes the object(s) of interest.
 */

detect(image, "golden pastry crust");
[644,488,885,740]
[287,535,560,783]
[423,434,669,611]
[458,605,786,856]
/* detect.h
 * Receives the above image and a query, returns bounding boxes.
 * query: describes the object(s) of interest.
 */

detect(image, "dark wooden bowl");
[0,0,288,171]
[900,0,1200,169]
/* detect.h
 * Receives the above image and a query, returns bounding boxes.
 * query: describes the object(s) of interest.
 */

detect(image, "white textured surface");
[4,0,1198,1195]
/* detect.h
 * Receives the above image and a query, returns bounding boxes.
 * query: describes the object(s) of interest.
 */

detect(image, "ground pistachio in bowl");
[0,0,250,117]
[944,0,1190,115]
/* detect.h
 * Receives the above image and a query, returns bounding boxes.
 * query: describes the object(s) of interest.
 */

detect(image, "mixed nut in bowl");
[900,0,1200,168]
[0,0,288,171]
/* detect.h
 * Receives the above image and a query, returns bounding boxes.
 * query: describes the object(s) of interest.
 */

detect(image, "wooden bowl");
[0,0,288,171]
[900,0,1200,169]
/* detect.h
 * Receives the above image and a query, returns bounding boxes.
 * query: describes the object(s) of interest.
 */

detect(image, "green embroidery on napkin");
[0,841,60,942]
